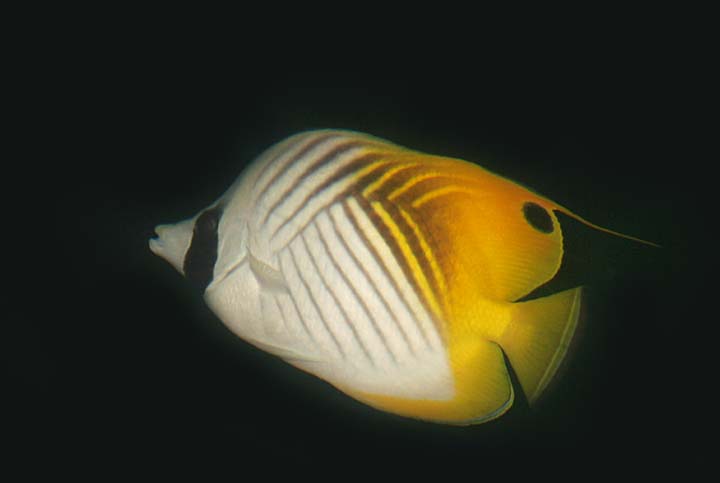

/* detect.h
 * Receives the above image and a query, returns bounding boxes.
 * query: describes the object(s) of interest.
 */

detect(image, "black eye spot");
[183,207,222,291]
[523,202,554,234]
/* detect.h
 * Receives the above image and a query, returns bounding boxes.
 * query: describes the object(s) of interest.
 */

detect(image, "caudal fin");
[499,287,583,405]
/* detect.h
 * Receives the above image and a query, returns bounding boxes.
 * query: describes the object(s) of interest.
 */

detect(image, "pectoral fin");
[249,251,289,294]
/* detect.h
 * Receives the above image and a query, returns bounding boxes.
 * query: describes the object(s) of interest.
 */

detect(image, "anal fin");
[245,336,324,365]
[343,338,514,425]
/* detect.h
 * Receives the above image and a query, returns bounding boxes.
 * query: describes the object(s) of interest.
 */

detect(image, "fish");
[149,129,655,425]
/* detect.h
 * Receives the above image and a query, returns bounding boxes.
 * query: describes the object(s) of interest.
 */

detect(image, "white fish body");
[150,130,454,406]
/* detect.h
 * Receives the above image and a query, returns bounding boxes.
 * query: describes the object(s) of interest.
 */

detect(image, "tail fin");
[499,287,583,404]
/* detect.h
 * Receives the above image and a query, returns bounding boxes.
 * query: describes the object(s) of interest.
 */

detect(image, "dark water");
[8,57,710,474]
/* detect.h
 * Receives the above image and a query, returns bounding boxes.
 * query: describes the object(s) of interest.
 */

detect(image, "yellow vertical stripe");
[351,159,393,184]
[371,201,444,322]
[397,207,449,316]
[389,172,481,202]
[362,163,417,198]
[387,172,442,200]
[411,185,480,209]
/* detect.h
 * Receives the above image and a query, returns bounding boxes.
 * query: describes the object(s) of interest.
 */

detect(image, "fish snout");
[149,218,195,275]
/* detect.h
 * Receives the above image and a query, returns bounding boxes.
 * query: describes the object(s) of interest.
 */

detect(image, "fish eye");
[196,209,218,233]
[522,202,554,234]
[183,207,222,290]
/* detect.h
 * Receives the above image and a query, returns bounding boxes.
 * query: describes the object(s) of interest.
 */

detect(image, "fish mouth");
[148,236,163,255]
[148,226,167,256]
[147,219,196,275]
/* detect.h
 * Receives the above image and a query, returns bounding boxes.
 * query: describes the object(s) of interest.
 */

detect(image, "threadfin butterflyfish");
[149,129,655,425]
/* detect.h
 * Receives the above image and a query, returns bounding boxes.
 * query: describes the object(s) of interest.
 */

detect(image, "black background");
[6,22,713,475]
